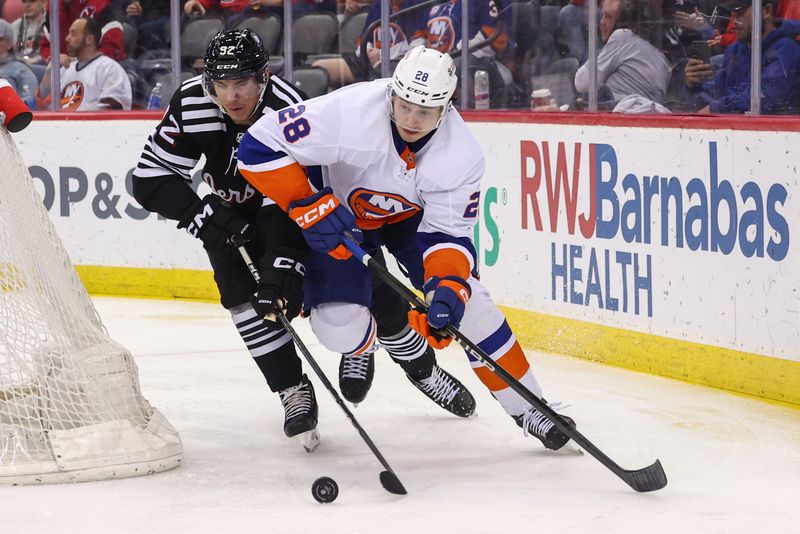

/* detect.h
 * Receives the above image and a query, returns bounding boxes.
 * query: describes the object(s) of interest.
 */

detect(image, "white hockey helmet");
[389,47,457,128]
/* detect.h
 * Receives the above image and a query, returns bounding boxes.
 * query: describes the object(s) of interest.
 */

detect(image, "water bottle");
[147,82,162,110]
[21,83,36,111]
[474,70,490,110]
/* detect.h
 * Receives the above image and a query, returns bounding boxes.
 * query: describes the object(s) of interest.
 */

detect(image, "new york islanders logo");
[426,16,455,53]
[60,81,84,111]
[348,189,421,229]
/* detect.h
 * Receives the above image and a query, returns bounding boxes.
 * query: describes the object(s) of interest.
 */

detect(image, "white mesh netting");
[0,126,182,484]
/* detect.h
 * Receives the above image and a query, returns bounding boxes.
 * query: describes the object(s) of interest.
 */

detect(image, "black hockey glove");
[251,248,306,325]
[177,195,255,254]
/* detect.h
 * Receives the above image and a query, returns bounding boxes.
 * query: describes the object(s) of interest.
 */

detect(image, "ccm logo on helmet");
[408,87,431,96]
[294,198,337,227]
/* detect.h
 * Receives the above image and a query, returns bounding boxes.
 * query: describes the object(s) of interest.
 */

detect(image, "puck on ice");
[312,476,338,503]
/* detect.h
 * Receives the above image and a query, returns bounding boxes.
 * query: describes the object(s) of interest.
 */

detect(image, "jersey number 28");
[278,105,311,143]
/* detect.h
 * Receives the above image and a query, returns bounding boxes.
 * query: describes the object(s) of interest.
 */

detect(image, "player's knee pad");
[310,302,376,355]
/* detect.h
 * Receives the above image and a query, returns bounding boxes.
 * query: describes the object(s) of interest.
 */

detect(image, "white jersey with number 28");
[239,78,484,269]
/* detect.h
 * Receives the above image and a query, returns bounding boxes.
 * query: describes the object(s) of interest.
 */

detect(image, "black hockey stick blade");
[620,459,667,493]
[238,246,409,496]
[341,235,668,493]
[379,470,408,495]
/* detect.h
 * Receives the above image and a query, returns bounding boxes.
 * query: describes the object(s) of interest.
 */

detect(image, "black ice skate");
[278,374,320,452]
[407,365,476,418]
[513,404,575,451]
[338,352,375,405]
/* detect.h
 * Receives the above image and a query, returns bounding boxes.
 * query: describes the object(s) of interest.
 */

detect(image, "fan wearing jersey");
[131,29,322,448]
[238,46,576,450]
[421,0,513,108]
[38,17,131,111]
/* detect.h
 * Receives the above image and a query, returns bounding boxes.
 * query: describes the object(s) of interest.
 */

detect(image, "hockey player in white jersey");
[238,46,576,450]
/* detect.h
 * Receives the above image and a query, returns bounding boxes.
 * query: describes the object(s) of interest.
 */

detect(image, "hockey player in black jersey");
[132,30,475,452]
[132,29,322,450]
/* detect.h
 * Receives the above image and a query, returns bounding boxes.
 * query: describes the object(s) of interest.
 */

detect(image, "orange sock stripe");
[472,342,531,392]
[473,366,510,391]
[240,163,313,211]
[496,342,531,378]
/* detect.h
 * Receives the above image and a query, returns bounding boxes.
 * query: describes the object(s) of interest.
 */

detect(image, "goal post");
[0,125,183,484]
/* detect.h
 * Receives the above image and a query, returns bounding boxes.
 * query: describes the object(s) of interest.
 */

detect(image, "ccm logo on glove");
[178,195,255,254]
[186,202,215,237]
[288,187,359,260]
[273,256,306,276]
[293,197,338,228]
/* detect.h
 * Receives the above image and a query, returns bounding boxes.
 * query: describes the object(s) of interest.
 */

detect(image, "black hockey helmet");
[203,29,270,83]
[202,29,271,120]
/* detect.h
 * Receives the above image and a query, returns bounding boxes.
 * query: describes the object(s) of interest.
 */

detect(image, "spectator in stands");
[421,0,514,108]
[292,0,337,17]
[183,0,335,23]
[183,0,249,22]
[575,0,671,106]
[10,0,47,66]
[558,0,596,63]
[777,0,800,19]
[40,0,127,63]
[38,17,131,110]
[339,0,373,18]
[125,0,170,56]
[0,19,38,94]
[312,0,426,87]
[684,0,800,113]
[662,0,718,64]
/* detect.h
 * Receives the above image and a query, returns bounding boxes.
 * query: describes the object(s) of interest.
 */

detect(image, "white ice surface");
[3,297,799,534]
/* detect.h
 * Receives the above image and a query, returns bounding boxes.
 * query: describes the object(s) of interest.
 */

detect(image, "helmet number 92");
[278,105,311,143]
[414,71,429,82]
[219,45,236,56]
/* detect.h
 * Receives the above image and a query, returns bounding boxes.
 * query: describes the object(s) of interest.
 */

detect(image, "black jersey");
[132,74,307,220]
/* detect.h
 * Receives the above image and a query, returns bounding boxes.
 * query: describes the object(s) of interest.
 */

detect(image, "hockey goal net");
[0,125,182,484]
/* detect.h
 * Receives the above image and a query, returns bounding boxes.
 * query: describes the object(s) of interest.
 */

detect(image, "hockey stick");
[341,236,667,493]
[237,246,407,496]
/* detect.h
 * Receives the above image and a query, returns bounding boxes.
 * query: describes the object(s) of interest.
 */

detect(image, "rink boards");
[12,112,800,406]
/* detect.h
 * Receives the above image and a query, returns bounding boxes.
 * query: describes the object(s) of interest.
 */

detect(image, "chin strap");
[245,76,270,121]
[385,86,451,131]
[203,73,270,122]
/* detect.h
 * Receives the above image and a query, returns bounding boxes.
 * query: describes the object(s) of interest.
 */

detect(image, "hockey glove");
[288,187,362,260]
[251,248,306,325]
[408,276,471,349]
[178,195,256,254]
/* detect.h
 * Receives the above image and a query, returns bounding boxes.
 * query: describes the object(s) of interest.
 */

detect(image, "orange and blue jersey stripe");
[418,231,477,281]
[238,132,312,210]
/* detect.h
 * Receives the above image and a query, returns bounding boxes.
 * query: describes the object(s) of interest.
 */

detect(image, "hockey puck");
[312,476,339,503]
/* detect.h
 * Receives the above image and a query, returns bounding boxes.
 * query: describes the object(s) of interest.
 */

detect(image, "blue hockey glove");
[408,276,471,349]
[424,275,471,330]
[288,187,362,260]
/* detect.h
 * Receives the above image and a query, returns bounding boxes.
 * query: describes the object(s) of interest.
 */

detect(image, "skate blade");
[561,440,584,455]
[297,428,320,453]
